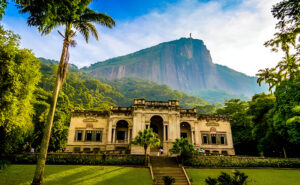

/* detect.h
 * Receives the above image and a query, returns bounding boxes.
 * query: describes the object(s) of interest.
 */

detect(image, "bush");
[185,155,300,168]
[163,176,176,185]
[5,153,144,166]
[0,160,11,170]
[205,170,248,185]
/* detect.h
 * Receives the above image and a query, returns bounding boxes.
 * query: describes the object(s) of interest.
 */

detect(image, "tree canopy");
[0,26,41,154]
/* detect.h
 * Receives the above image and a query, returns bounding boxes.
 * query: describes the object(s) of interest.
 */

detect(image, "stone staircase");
[151,156,189,185]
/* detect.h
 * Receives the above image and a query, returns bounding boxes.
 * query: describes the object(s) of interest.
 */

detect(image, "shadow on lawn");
[45,166,125,185]
[45,166,151,185]
[0,165,83,185]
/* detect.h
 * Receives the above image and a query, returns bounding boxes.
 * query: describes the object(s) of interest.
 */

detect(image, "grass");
[186,168,300,185]
[0,165,152,185]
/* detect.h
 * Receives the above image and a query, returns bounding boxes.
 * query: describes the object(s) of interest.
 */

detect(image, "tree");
[216,99,256,155]
[0,26,41,154]
[205,171,248,185]
[169,137,194,165]
[17,1,115,184]
[131,129,160,165]
[286,105,300,145]
[261,0,300,85]
[0,0,7,19]
[271,73,300,158]
[248,93,276,156]
[30,88,71,152]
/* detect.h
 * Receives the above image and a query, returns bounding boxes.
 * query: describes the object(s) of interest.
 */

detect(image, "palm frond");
[79,8,115,28]
[85,22,99,40]
[73,22,90,43]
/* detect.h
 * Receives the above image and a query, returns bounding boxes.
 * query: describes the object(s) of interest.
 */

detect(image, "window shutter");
[216,134,221,144]
[74,130,78,141]
[92,131,96,141]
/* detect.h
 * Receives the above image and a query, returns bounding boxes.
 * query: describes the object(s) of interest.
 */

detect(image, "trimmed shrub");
[5,153,144,166]
[185,155,300,168]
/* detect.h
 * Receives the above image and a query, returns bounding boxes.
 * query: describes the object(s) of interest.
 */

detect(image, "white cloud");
[3,0,282,76]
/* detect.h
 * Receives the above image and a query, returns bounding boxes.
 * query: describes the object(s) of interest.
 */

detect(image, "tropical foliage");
[0,26,41,154]
[257,0,300,91]
[205,171,248,185]
[169,138,194,165]
[131,129,160,165]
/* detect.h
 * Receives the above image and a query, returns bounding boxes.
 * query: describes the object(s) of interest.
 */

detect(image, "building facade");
[66,99,235,155]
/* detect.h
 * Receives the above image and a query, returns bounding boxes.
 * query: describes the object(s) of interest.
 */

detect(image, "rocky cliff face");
[84,38,266,96]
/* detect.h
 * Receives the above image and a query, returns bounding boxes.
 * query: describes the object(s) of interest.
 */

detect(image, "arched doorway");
[150,116,164,146]
[180,122,192,143]
[116,120,129,143]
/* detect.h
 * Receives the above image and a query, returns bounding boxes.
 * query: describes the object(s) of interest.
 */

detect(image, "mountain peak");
[84,38,266,96]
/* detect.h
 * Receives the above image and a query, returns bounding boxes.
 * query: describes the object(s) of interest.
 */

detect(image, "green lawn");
[0,165,152,185]
[186,168,300,185]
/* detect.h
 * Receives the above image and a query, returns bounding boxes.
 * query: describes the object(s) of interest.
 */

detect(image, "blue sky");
[2,0,281,76]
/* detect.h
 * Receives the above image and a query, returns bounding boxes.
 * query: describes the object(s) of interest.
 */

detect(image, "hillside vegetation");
[39,58,208,110]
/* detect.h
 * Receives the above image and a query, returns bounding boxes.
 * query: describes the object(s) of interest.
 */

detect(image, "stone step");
[154,176,187,180]
[154,173,186,176]
[153,168,182,171]
[151,156,189,185]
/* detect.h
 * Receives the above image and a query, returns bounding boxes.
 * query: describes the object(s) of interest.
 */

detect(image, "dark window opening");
[181,132,188,138]
[75,130,82,141]
[96,131,102,142]
[203,134,208,144]
[222,151,228,155]
[221,134,225,144]
[146,125,149,129]
[117,131,126,140]
[211,134,216,144]
[86,131,92,141]
[166,125,168,141]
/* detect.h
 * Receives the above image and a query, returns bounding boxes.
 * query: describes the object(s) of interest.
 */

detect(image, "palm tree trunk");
[31,25,71,185]
[283,146,287,159]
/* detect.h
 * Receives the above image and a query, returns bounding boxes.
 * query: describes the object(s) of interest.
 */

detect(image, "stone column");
[128,127,131,144]
[191,130,194,145]
[194,122,199,145]
[177,115,181,139]
[163,124,166,141]
[107,119,113,144]
[112,127,116,144]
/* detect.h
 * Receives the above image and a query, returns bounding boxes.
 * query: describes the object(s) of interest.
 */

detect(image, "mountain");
[83,38,267,97]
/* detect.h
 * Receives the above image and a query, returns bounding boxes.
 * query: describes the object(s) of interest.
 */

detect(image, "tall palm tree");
[18,1,115,185]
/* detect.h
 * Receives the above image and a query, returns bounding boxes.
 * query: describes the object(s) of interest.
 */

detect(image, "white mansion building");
[66,99,235,155]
